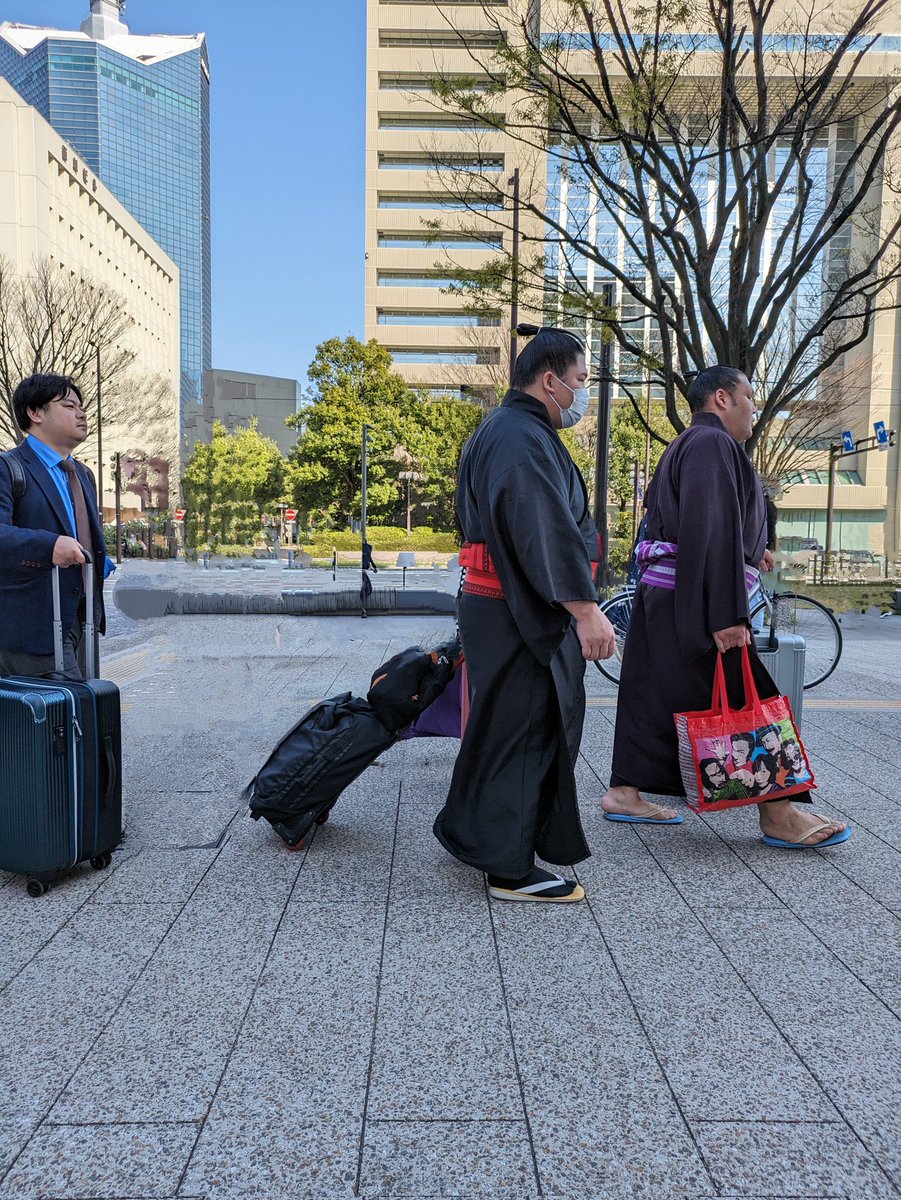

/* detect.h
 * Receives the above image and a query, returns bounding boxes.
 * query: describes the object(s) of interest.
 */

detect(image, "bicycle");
[595,582,842,689]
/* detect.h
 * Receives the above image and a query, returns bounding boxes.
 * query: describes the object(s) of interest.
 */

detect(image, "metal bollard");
[202,551,210,569]
[287,550,295,569]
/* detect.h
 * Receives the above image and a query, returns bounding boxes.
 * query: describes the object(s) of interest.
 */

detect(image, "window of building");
[377,272,457,286]
[378,310,501,325]
[378,193,504,210]
[379,73,495,91]
[379,153,504,172]
[379,30,504,48]
[390,348,501,364]
[379,113,503,131]
[418,386,468,399]
[378,232,504,249]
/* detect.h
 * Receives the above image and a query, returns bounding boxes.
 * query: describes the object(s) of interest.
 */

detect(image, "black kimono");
[611,411,807,798]
[433,389,598,877]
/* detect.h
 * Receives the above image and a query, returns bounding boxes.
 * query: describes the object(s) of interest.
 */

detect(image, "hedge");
[301,526,458,554]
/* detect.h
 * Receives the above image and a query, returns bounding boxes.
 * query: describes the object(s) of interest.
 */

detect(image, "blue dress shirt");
[24,434,116,579]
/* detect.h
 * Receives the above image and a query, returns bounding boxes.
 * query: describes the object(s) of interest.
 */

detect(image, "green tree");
[183,420,284,548]
[286,337,416,528]
[397,396,483,530]
[608,399,670,540]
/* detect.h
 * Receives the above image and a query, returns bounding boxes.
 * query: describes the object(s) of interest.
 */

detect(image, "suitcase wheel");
[26,878,49,898]
[315,810,331,826]
[90,852,113,871]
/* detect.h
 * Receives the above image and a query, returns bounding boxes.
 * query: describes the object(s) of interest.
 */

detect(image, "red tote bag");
[675,645,816,814]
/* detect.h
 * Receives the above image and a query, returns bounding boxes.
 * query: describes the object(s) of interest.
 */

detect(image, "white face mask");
[548,375,590,428]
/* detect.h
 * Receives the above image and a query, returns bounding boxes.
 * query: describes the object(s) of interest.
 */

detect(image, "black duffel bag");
[246,693,396,848]
[246,639,462,850]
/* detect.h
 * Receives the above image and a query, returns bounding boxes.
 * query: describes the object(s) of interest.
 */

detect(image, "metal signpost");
[825,426,896,565]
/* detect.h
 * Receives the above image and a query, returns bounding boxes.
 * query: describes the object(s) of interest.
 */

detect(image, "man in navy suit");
[0,374,108,680]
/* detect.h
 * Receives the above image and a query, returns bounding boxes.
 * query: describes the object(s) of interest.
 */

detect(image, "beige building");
[0,75,180,516]
[365,1,901,558]
[365,0,522,403]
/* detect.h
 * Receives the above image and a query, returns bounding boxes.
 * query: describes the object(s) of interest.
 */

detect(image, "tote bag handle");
[711,644,760,715]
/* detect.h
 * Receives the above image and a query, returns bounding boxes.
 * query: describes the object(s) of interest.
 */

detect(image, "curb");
[114,586,456,619]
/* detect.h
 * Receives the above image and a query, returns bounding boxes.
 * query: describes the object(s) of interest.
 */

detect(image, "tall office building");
[365,1,901,557]
[0,0,211,434]
[365,0,521,403]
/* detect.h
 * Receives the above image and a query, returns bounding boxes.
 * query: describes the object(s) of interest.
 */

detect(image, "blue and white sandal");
[761,820,852,849]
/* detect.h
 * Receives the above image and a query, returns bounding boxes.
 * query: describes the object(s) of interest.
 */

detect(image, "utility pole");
[94,343,104,521]
[361,423,370,540]
[361,423,371,618]
[113,451,122,563]
[508,167,520,386]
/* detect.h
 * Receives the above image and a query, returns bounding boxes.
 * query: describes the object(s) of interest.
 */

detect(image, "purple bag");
[399,664,468,739]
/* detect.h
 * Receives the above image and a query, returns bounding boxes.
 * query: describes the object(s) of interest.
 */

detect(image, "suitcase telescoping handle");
[51,552,96,680]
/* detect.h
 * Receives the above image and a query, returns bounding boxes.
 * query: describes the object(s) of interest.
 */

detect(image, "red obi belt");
[459,535,602,601]
[459,541,505,598]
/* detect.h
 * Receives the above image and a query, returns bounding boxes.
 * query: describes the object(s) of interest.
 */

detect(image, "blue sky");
[2,0,366,386]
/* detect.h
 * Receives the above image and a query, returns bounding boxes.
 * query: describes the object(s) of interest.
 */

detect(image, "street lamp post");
[93,343,104,521]
[361,423,372,618]
[508,168,521,385]
[113,451,122,563]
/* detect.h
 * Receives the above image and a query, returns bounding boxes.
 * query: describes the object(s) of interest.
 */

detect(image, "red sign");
[284,509,298,522]
[174,509,186,521]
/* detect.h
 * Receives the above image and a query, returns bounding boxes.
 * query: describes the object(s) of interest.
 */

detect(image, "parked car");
[799,538,824,552]
[846,549,875,563]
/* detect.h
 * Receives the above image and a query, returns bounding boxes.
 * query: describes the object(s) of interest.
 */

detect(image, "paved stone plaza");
[1,567,899,1200]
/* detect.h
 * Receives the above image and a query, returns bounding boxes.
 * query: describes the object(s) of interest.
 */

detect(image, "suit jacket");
[0,439,107,655]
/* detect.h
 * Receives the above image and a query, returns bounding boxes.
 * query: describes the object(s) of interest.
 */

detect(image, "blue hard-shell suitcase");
[0,560,122,895]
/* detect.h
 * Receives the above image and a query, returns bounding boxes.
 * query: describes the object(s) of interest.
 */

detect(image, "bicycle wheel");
[594,590,635,685]
[769,592,843,689]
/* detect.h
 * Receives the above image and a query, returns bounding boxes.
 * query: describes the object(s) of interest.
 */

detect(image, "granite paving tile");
[47,900,284,1124]
[187,832,304,906]
[0,1122,198,1200]
[0,904,180,1125]
[260,899,385,988]
[287,780,400,902]
[116,793,238,854]
[0,1119,36,1180]
[88,848,218,905]
[208,1035,371,1123]
[694,1119,892,1197]
[180,1116,359,1199]
[367,896,520,1119]
[531,1112,714,1199]
[366,1002,522,1121]
[593,911,833,1120]
[0,891,101,991]
[207,902,383,1123]
[697,907,901,1175]
[358,1120,537,1198]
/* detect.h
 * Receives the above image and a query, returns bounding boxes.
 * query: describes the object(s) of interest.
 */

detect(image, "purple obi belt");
[635,540,760,595]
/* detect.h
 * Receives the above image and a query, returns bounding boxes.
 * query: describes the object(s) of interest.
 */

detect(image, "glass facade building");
[0,18,211,427]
